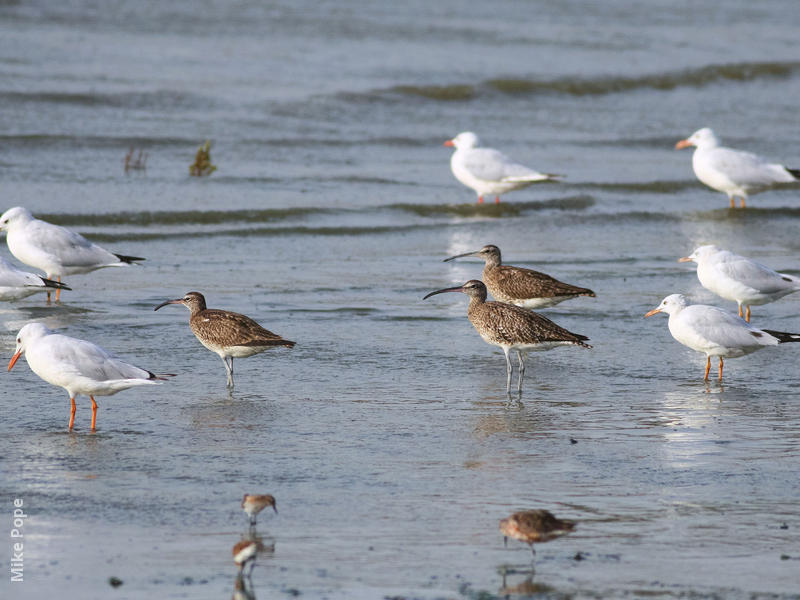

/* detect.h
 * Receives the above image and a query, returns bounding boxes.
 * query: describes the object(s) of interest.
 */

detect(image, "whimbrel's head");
[154,291,207,313]
[443,244,501,266]
[424,279,488,302]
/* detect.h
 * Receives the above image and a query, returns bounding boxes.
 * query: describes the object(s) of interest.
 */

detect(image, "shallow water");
[1,1,800,598]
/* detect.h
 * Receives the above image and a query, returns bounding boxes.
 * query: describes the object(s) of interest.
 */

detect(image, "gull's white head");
[675,127,720,150]
[8,322,52,370]
[0,207,34,232]
[644,293,689,318]
[444,131,480,150]
[678,244,723,264]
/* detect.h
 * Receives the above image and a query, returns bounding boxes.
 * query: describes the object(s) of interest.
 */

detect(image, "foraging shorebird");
[0,206,144,302]
[499,510,576,557]
[8,323,172,431]
[242,494,277,527]
[423,280,591,393]
[679,245,800,322]
[675,128,800,208]
[444,132,560,203]
[444,244,595,309]
[644,293,800,381]
[0,256,71,301]
[154,292,295,389]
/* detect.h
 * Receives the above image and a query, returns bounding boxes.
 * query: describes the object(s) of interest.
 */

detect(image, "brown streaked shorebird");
[499,509,576,557]
[444,245,595,309]
[242,493,277,527]
[154,292,295,389]
[423,280,591,393]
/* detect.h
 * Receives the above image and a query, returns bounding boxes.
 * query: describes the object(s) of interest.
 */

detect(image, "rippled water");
[2,1,800,599]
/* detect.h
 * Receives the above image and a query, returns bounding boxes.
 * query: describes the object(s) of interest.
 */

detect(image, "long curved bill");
[675,139,692,150]
[443,250,480,262]
[8,350,21,371]
[423,286,464,300]
[643,308,662,318]
[677,256,693,263]
[154,298,184,311]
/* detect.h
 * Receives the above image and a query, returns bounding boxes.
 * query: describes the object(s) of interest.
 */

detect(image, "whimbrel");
[499,509,576,557]
[444,244,595,309]
[675,127,800,208]
[242,494,277,527]
[645,293,800,381]
[0,206,144,302]
[424,280,591,393]
[154,292,295,389]
[679,245,800,322]
[0,256,71,301]
[444,132,560,203]
[8,323,172,431]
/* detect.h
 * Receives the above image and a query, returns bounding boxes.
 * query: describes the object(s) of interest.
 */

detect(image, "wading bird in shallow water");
[242,494,277,527]
[232,539,260,576]
[444,244,595,309]
[499,510,575,557]
[679,245,800,323]
[644,293,800,381]
[0,206,144,302]
[7,323,172,431]
[444,132,560,204]
[675,128,800,208]
[0,256,71,301]
[423,280,590,394]
[154,292,295,390]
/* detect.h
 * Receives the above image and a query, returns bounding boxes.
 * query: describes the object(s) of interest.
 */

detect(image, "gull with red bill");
[675,128,800,208]
[0,206,144,302]
[644,293,800,381]
[423,280,590,394]
[679,245,800,322]
[7,322,172,431]
[444,132,560,204]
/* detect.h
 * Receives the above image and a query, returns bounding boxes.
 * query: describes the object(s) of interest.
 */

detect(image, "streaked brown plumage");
[444,244,595,309]
[499,509,576,556]
[424,280,590,393]
[154,291,294,389]
[242,493,277,526]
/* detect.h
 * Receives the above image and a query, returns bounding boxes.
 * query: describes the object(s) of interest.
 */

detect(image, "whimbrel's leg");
[718,357,724,381]
[503,348,512,393]
[704,356,711,381]
[222,356,235,388]
[745,306,751,322]
[90,396,98,431]
[516,350,526,393]
[529,543,536,557]
[68,397,76,430]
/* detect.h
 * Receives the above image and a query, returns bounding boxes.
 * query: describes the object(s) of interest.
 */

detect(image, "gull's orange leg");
[745,306,751,322]
[90,396,98,431]
[494,196,500,204]
[740,197,746,209]
[738,304,743,318]
[68,397,76,430]
[718,357,724,381]
[477,196,484,204]
[729,197,735,209]
[704,356,711,381]
[55,276,62,302]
